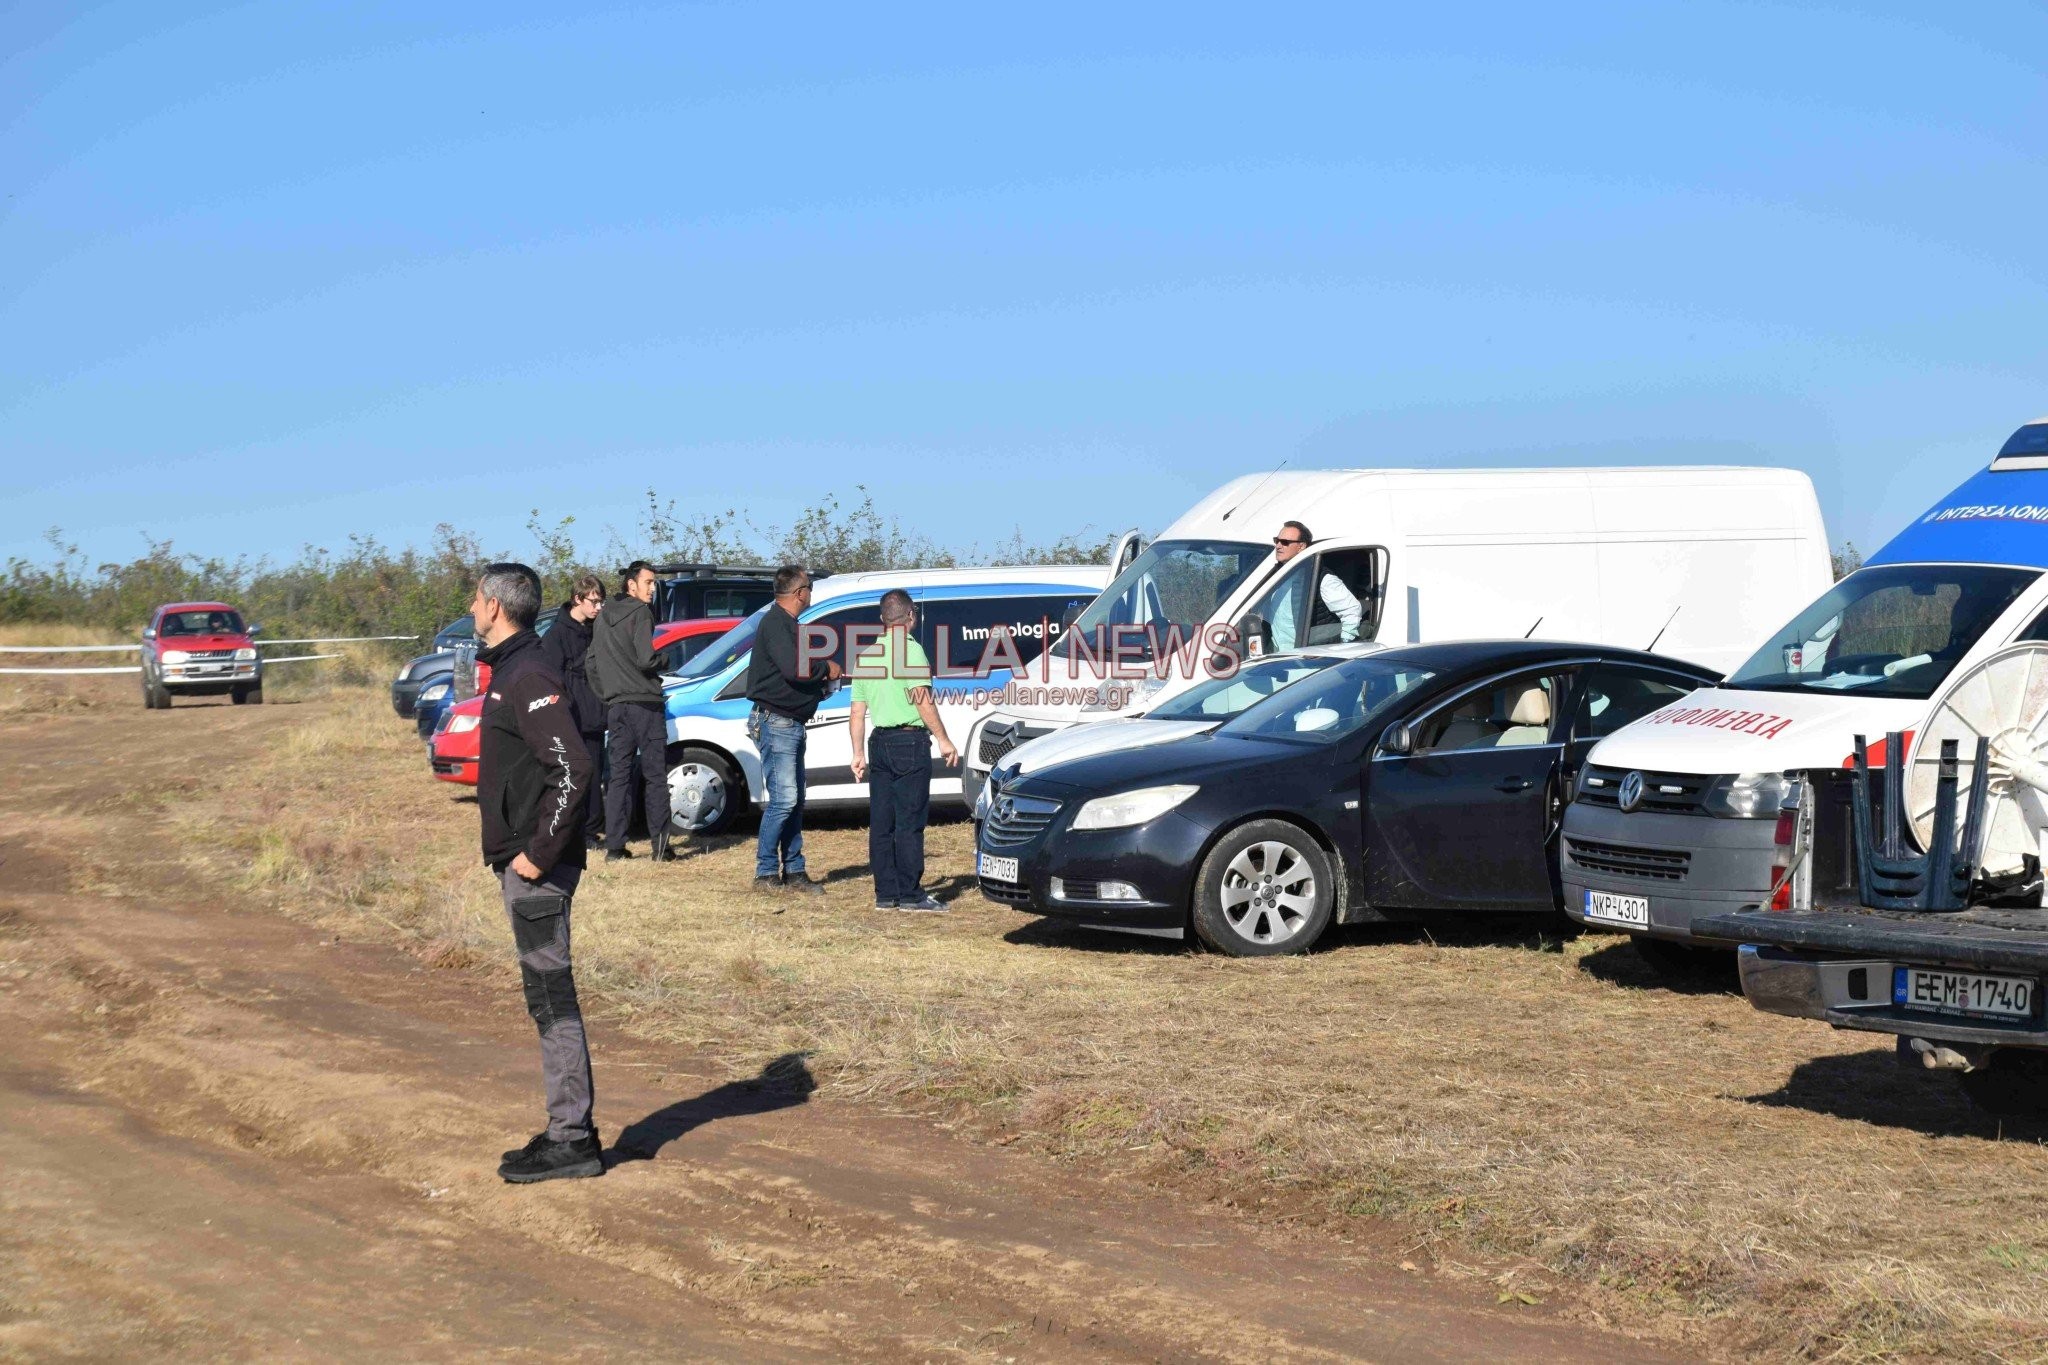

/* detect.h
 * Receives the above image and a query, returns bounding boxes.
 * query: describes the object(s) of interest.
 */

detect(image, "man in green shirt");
[849,589,959,911]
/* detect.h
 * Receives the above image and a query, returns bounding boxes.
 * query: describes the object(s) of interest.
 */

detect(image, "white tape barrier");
[0,634,416,653]
[0,653,342,676]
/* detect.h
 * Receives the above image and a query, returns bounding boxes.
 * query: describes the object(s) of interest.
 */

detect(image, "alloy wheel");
[1218,841,1317,946]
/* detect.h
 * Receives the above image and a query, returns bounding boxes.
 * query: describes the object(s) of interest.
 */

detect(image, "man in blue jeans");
[744,565,841,894]
[848,590,959,911]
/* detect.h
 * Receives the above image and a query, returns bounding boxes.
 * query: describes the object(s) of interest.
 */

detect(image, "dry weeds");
[181,686,2048,1359]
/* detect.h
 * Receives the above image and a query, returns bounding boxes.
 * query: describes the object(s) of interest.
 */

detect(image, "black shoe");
[498,1133,604,1184]
[752,874,782,893]
[501,1126,601,1164]
[782,875,827,896]
[650,832,672,863]
[896,894,949,913]
[605,848,633,862]
[874,899,897,910]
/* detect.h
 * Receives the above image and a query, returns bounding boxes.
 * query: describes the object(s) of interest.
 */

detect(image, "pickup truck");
[141,602,263,708]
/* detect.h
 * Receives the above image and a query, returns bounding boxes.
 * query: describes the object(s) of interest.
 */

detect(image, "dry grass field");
[153,685,2048,1358]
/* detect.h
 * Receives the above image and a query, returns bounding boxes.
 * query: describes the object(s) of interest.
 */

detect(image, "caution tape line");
[0,634,417,653]
[0,653,342,676]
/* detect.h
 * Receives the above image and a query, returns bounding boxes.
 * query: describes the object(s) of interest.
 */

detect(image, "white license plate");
[1894,967,2036,1021]
[978,851,1019,883]
[1584,889,1649,927]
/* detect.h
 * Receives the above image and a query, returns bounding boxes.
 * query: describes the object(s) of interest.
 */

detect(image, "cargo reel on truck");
[1908,642,2048,893]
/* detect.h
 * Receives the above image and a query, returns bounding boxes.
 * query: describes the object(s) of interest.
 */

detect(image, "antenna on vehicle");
[1523,617,1543,638]
[1646,606,1680,653]
[1219,459,1289,522]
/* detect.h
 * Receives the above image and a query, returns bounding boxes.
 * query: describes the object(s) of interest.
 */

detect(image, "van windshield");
[676,605,767,679]
[1052,539,1267,664]
[1725,564,2038,700]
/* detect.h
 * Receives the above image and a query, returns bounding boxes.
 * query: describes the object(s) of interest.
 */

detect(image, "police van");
[1563,419,2048,970]
[661,565,1112,835]
[965,464,1833,807]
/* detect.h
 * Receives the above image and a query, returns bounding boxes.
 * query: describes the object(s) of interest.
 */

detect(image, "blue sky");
[4,1,2045,568]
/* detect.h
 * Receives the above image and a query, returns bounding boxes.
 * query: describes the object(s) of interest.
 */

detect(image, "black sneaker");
[896,894,948,913]
[501,1126,601,1164]
[873,898,897,910]
[498,1133,604,1184]
[752,874,782,893]
[782,875,827,896]
[605,849,633,863]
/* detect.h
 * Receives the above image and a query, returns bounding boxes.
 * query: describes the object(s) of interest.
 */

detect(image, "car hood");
[158,634,251,652]
[1007,731,1295,800]
[1000,718,1217,778]
[1588,686,1933,774]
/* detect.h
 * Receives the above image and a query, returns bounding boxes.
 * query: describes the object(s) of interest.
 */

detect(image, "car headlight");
[446,713,481,735]
[160,650,190,664]
[418,682,450,703]
[1071,784,1200,831]
[1701,772,1792,819]
[235,647,257,661]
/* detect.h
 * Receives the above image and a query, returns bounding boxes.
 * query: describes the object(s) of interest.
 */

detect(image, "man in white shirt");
[1269,520,1362,651]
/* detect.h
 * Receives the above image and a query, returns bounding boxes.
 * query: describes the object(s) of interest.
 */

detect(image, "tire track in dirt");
[0,692,1674,1361]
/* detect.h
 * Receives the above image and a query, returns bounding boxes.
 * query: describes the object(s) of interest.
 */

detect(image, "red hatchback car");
[429,617,735,785]
[142,601,263,708]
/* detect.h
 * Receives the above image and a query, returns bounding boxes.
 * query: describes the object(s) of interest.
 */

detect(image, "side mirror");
[142,627,156,640]
[247,624,264,638]
[1379,722,1415,756]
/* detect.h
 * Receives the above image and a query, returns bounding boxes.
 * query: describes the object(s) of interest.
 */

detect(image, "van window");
[1237,549,1382,652]
[1054,539,1267,665]
[1726,564,2038,701]
[1410,672,1569,754]
[703,586,772,619]
[919,592,1098,673]
[1571,666,1700,741]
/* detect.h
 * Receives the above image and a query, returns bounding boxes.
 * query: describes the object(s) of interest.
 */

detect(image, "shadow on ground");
[609,1052,817,1165]
[1737,1048,2048,1141]
[1574,937,1742,995]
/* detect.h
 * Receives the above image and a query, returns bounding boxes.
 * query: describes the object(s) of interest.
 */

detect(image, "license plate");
[978,852,1019,883]
[1584,889,1649,927]
[1894,967,2036,1020]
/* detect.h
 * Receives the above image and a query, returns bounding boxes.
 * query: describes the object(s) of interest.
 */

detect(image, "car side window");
[1571,665,1699,741]
[1410,671,1569,755]
[2017,605,2048,642]
[917,593,1095,673]
[1301,548,1383,646]
[704,587,772,619]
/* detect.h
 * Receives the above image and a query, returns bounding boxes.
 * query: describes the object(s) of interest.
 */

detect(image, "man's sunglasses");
[1273,536,1304,546]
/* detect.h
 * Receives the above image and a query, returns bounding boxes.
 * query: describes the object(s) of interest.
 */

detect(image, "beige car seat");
[1495,686,1552,746]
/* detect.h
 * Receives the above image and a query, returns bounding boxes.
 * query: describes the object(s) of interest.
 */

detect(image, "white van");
[965,465,1832,805]
[1563,419,2048,968]
[660,564,1112,834]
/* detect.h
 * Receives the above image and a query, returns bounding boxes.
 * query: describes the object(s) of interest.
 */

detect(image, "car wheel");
[1191,819,1335,957]
[141,673,158,709]
[1960,1049,2048,1119]
[246,685,263,705]
[231,686,248,705]
[666,746,743,837]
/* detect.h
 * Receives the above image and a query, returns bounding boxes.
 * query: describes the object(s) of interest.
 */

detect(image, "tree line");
[2,488,1110,645]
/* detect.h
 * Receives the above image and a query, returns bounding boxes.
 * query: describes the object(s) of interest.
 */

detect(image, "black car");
[392,648,457,718]
[976,640,1717,956]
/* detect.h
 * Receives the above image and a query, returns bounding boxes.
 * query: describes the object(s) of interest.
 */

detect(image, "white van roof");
[810,564,1112,604]
[1159,465,1821,542]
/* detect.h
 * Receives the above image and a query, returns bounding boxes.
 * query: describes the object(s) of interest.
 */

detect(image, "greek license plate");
[978,852,1019,883]
[1894,967,2036,1021]
[1584,889,1649,927]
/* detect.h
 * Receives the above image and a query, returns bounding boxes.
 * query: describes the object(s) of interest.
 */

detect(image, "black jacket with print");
[477,629,596,874]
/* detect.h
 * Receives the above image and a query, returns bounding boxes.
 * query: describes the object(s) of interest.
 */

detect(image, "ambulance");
[1563,419,2048,971]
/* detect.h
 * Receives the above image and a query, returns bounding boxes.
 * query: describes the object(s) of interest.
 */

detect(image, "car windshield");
[1051,538,1267,664]
[1218,656,1438,745]
[675,605,766,679]
[160,609,244,636]
[1725,564,2039,700]
[439,613,475,640]
[1146,653,1345,721]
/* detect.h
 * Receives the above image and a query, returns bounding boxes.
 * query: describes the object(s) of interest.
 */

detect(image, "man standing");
[589,560,672,863]
[745,564,841,894]
[539,573,607,844]
[848,589,958,911]
[1269,520,1362,651]
[471,562,603,1184]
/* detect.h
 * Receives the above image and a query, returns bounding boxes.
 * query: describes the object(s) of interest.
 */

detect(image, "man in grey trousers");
[471,562,604,1184]
[588,559,673,862]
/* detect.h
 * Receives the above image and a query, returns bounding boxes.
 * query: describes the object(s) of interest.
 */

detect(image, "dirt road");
[0,690,1678,1361]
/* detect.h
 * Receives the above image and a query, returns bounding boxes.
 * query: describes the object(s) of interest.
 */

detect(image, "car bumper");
[1735,943,2048,1049]
[976,811,1206,931]
[1559,803,1778,945]
[392,680,424,717]
[161,663,260,691]
[430,756,477,785]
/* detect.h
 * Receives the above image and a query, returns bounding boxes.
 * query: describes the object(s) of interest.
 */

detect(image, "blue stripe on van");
[1867,466,2048,569]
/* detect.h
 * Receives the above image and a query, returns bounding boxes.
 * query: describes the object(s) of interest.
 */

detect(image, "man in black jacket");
[471,562,603,1184]
[538,573,607,844]
[745,564,841,893]
[588,560,672,863]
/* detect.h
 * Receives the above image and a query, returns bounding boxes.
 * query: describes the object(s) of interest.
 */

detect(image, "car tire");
[141,673,158,709]
[1631,935,1728,979]
[231,686,248,705]
[1191,819,1335,957]
[144,669,171,709]
[246,685,263,705]
[666,745,743,837]
[1960,1049,2048,1119]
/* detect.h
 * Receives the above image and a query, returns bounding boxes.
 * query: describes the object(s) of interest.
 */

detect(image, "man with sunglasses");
[745,564,842,894]
[1268,520,1362,652]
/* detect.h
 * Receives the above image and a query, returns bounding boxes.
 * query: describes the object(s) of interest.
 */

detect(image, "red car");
[429,616,735,785]
[141,601,263,708]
